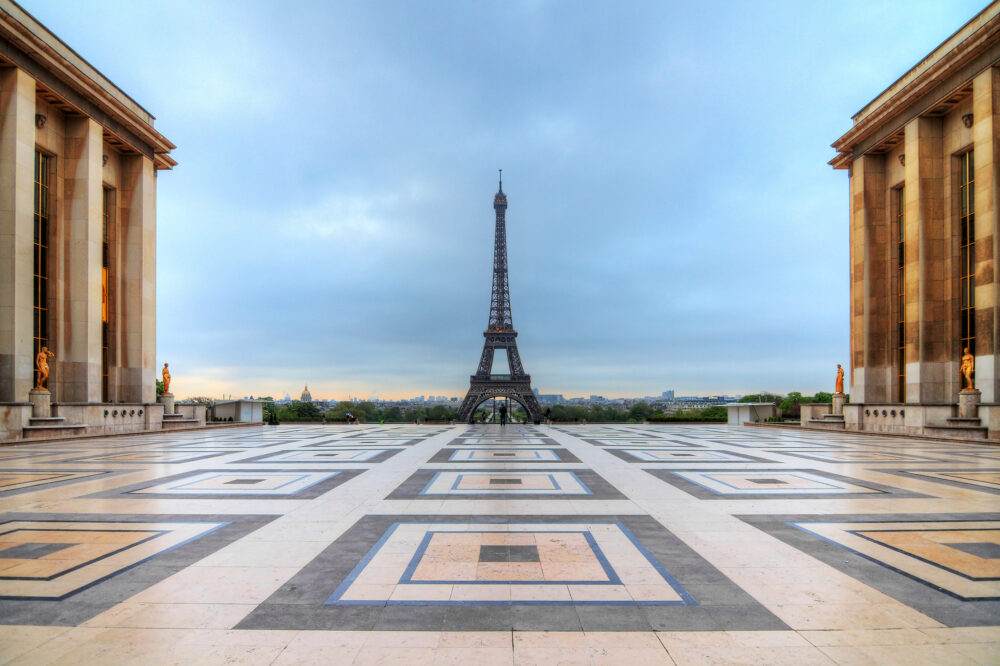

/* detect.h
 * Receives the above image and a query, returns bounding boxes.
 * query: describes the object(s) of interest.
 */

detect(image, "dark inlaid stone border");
[234,449,403,464]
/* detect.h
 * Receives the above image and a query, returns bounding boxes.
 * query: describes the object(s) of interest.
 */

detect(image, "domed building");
[300,385,312,402]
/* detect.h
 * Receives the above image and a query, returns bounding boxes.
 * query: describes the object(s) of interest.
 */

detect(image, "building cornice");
[0,0,175,169]
[830,1,1000,169]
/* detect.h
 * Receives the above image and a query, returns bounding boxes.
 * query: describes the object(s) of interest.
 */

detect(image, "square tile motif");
[52,451,229,464]
[420,472,593,496]
[606,449,770,463]
[237,449,402,464]
[85,469,365,500]
[239,514,785,631]
[449,438,553,446]
[647,469,921,499]
[327,521,692,605]
[793,521,1000,600]
[388,469,626,500]
[0,519,224,599]
[306,438,417,448]
[740,513,1000,626]
[428,448,580,463]
[884,469,1000,494]
[0,470,121,497]
[767,449,947,463]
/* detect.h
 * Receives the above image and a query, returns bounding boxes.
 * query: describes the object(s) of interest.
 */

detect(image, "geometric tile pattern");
[84,469,366,500]
[741,513,1000,626]
[647,468,924,500]
[0,519,225,599]
[325,521,694,606]
[0,470,121,496]
[236,449,402,464]
[883,469,1000,494]
[3,421,1000,648]
[240,514,783,631]
[428,448,580,463]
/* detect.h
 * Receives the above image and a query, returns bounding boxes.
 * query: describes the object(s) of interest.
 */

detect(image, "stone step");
[807,419,845,430]
[162,413,185,420]
[29,416,66,424]
[821,414,845,420]
[946,417,982,425]
[161,418,200,430]
[924,423,988,440]
[22,424,87,439]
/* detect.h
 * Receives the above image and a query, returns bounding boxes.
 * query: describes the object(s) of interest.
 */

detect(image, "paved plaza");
[0,423,998,664]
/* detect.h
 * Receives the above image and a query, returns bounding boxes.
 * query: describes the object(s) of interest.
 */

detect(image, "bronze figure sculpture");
[960,348,975,391]
[34,346,55,391]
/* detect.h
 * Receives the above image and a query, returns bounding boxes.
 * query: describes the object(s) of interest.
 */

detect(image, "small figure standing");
[34,346,55,390]
[834,364,845,395]
[162,363,171,394]
[960,347,975,391]
[499,401,507,427]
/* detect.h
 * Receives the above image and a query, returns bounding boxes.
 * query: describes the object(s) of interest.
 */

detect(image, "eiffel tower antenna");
[458,175,542,423]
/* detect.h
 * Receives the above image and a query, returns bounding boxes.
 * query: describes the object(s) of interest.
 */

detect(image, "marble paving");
[0,423,998,664]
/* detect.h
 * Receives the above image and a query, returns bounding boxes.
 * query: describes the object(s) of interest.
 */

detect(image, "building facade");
[826,2,1000,439]
[0,1,182,440]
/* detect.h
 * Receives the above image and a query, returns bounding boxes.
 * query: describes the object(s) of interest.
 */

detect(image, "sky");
[23,0,991,400]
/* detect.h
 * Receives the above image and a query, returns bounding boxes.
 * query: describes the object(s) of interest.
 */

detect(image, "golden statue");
[960,347,975,391]
[162,363,171,395]
[835,364,844,395]
[34,346,55,391]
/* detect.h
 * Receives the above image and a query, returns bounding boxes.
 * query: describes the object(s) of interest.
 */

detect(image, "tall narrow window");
[33,151,50,362]
[102,187,112,402]
[894,186,905,402]
[959,150,975,366]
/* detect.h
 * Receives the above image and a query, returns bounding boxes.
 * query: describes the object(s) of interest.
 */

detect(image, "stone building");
[822,2,1000,439]
[0,1,197,439]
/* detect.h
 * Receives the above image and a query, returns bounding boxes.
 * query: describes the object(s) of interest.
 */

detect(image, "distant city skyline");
[24,1,988,400]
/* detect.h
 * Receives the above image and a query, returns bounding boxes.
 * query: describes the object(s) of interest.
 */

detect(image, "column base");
[158,393,175,415]
[28,389,51,418]
[958,390,981,419]
[832,393,846,416]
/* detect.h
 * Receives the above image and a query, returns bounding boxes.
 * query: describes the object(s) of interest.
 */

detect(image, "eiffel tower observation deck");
[458,173,543,424]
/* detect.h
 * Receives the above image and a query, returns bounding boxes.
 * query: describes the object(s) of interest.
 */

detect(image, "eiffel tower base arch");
[458,377,543,424]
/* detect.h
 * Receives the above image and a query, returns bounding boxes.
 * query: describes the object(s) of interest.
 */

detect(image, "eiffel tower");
[458,173,543,424]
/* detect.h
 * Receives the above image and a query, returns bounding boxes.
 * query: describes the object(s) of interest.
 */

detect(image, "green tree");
[156,379,164,398]
[739,393,782,403]
[627,402,654,421]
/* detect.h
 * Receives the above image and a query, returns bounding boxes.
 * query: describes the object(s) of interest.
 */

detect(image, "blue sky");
[25,0,989,399]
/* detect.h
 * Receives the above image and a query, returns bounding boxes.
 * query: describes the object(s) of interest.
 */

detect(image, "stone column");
[832,393,846,416]
[0,68,36,402]
[849,153,888,402]
[119,155,156,404]
[972,67,999,402]
[904,115,950,403]
[55,117,104,403]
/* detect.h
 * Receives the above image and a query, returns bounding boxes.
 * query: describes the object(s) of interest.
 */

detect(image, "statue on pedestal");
[960,347,975,391]
[162,363,171,395]
[34,347,55,391]
[835,364,844,395]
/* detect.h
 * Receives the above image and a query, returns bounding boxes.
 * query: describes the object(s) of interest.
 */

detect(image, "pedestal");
[832,393,846,416]
[28,389,51,418]
[159,393,175,415]
[958,390,980,419]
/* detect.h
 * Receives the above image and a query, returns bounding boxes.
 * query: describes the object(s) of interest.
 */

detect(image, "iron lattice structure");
[458,174,543,423]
